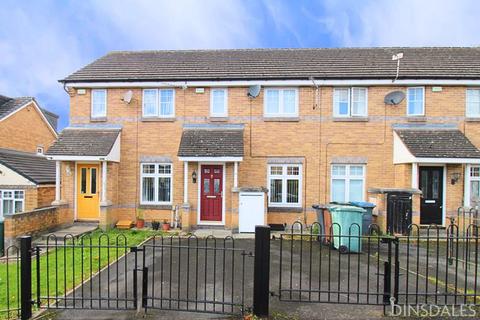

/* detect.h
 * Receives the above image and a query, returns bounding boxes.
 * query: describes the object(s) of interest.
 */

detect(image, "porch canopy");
[393,124,480,164]
[45,125,121,204]
[178,124,244,203]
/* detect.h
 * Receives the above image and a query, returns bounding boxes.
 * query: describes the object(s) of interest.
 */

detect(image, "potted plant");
[151,220,160,231]
[162,219,171,231]
[136,209,145,229]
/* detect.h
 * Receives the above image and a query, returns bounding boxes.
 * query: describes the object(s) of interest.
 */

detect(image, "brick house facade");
[47,48,480,232]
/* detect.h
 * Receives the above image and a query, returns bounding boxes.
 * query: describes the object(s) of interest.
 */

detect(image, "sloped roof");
[46,128,120,156]
[62,47,480,83]
[178,126,244,158]
[396,129,480,158]
[0,148,56,184]
[0,94,59,131]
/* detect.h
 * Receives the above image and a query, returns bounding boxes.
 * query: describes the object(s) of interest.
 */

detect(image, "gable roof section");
[395,129,480,158]
[62,47,480,83]
[178,125,244,158]
[0,94,59,132]
[46,128,121,157]
[0,148,56,184]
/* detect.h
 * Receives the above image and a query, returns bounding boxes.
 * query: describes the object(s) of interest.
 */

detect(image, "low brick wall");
[3,205,72,247]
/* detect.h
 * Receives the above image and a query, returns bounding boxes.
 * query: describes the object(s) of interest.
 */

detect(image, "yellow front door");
[77,164,100,220]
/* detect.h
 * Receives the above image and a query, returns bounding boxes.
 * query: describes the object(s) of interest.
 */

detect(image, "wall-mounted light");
[451,172,461,185]
[192,170,197,184]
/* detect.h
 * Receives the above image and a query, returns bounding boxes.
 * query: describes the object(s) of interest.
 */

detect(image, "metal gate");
[387,192,412,235]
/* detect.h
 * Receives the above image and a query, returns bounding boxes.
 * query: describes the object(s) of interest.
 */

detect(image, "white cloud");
[314,0,480,46]
[0,0,260,128]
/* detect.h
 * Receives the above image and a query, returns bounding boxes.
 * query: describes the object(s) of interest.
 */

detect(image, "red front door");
[200,165,223,222]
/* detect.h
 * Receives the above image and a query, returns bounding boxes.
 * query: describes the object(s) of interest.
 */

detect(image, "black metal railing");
[141,235,249,315]
[0,245,21,320]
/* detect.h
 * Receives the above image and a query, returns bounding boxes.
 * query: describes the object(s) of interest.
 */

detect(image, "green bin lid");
[328,204,366,213]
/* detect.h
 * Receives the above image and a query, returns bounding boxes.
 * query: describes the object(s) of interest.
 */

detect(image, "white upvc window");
[0,190,25,216]
[140,163,173,204]
[331,164,365,202]
[267,164,302,207]
[407,87,425,116]
[468,166,480,207]
[91,89,107,118]
[210,88,228,117]
[466,89,480,118]
[142,89,175,118]
[333,87,368,117]
[264,88,299,117]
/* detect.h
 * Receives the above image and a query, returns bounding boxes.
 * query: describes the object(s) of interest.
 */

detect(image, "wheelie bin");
[329,205,365,253]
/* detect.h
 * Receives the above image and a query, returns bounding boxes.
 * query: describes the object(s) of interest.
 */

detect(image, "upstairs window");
[91,89,107,118]
[0,190,24,215]
[143,89,175,118]
[268,164,302,207]
[466,89,480,117]
[333,88,367,117]
[264,88,298,117]
[210,88,228,117]
[407,87,425,116]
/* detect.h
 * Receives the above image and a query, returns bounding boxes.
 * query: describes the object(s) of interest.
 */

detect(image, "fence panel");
[0,245,21,319]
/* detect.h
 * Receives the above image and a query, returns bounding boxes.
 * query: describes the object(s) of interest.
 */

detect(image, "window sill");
[91,117,107,122]
[268,206,303,213]
[263,117,300,122]
[138,204,173,210]
[407,116,426,122]
[209,116,229,122]
[332,117,369,122]
[141,117,176,122]
[465,117,480,122]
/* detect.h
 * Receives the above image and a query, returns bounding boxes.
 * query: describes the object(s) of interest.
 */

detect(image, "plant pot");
[136,219,145,229]
[152,222,160,230]
[162,223,171,231]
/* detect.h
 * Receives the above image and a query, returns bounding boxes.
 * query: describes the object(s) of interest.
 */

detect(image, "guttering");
[63,79,480,88]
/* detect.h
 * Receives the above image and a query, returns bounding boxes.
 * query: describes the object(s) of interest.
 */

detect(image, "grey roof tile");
[178,128,244,157]
[396,129,480,158]
[46,128,120,157]
[0,148,55,184]
[62,47,480,82]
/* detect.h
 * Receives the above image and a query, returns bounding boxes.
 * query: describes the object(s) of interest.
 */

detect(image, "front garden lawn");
[0,228,167,319]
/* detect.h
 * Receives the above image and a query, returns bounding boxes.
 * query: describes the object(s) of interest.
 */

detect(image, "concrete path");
[33,222,98,245]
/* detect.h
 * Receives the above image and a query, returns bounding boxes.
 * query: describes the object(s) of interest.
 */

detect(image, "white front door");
[239,192,265,233]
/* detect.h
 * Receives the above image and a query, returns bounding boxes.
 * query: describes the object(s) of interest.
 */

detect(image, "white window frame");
[142,89,176,118]
[210,88,228,117]
[140,163,173,205]
[330,164,366,202]
[466,88,480,118]
[466,165,480,207]
[406,87,425,116]
[91,89,107,118]
[0,189,25,215]
[263,88,299,117]
[267,164,302,207]
[333,87,368,117]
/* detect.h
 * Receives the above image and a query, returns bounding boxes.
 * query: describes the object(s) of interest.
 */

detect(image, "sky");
[1,0,480,130]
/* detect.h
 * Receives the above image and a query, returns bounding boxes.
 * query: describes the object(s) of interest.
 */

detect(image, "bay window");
[140,163,173,204]
[268,164,302,207]
[331,164,365,202]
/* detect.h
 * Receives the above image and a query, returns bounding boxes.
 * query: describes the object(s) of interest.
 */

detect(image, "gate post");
[20,236,32,320]
[253,225,270,318]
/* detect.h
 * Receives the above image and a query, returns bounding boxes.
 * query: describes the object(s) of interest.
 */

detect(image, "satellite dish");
[384,91,405,105]
[123,90,133,104]
[247,85,261,98]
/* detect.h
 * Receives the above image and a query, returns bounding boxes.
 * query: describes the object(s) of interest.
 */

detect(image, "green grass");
[0,228,168,319]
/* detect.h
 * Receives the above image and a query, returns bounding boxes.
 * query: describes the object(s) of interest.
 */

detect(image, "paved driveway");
[48,236,474,319]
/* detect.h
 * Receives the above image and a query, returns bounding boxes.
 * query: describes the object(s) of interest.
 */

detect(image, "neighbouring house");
[0,94,62,246]
[46,47,480,233]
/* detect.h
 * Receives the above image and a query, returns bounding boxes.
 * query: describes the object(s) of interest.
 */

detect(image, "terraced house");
[46,47,480,233]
